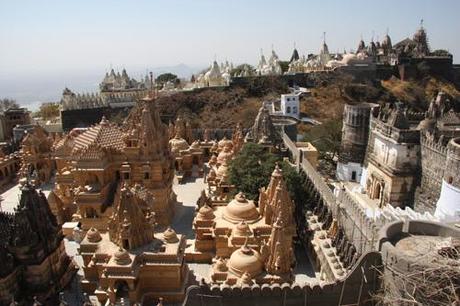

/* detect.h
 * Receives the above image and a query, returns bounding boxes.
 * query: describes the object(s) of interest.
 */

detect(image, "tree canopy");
[0,98,19,112]
[278,61,290,73]
[155,73,179,86]
[35,102,60,120]
[303,119,342,163]
[228,143,307,206]
[230,64,255,77]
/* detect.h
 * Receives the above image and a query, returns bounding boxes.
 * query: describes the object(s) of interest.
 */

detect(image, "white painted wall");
[280,94,299,119]
[337,161,363,182]
[435,180,460,222]
[373,137,419,169]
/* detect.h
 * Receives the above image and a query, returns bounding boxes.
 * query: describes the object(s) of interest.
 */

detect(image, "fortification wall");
[414,134,448,213]
[283,133,377,254]
[182,252,381,306]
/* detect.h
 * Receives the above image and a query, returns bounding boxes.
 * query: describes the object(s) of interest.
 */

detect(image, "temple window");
[287,106,291,113]
[144,172,150,180]
[293,106,298,114]
[123,172,130,180]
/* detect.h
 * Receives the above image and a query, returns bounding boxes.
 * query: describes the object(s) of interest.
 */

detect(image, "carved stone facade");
[54,95,176,230]
[245,105,278,147]
[168,116,204,181]
[361,104,420,207]
[0,184,76,305]
[19,125,54,185]
[192,164,296,285]
[0,150,19,189]
[79,184,188,305]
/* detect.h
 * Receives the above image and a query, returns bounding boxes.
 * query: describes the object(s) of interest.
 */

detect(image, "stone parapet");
[183,252,382,306]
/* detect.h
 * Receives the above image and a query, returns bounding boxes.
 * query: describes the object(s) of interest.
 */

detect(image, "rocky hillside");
[300,72,460,125]
[155,77,288,129]
[153,72,460,130]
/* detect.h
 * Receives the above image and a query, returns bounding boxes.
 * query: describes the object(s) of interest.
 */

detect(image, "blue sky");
[0,0,459,85]
[1,0,459,76]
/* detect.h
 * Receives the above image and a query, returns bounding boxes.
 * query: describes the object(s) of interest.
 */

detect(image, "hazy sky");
[1,0,459,77]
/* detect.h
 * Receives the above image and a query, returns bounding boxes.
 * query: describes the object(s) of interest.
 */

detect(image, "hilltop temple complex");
[1,20,460,306]
[52,94,177,230]
[79,186,188,305]
[195,164,297,286]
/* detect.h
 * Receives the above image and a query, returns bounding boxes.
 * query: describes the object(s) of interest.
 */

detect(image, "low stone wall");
[182,252,382,306]
[283,132,383,255]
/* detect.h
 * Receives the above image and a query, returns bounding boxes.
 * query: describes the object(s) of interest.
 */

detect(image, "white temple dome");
[169,134,189,154]
[223,192,260,223]
[197,204,216,220]
[217,145,233,165]
[341,53,358,65]
[163,227,179,243]
[114,248,132,265]
[227,242,263,277]
[86,227,102,243]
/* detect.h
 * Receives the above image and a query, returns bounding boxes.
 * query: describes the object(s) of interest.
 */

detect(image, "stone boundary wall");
[191,128,251,141]
[414,133,449,213]
[182,252,382,306]
[283,132,382,254]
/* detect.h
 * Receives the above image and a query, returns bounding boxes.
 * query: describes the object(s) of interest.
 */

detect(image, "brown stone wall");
[183,252,382,306]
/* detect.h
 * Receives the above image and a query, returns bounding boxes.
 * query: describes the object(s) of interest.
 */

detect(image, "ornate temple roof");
[245,105,278,145]
[290,48,300,63]
[108,185,155,250]
[0,183,60,276]
[223,192,260,224]
[227,239,263,278]
[169,133,190,155]
[72,117,125,155]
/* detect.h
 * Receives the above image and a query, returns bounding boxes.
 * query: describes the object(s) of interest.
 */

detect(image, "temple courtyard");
[1,169,316,305]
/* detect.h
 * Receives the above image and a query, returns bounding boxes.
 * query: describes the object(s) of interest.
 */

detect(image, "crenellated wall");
[182,252,382,306]
[415,133,449,213]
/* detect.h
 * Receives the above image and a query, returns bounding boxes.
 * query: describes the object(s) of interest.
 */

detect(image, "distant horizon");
[1,0,459,108]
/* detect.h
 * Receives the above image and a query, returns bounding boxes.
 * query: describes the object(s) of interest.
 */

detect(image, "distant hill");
[0,64,203,110]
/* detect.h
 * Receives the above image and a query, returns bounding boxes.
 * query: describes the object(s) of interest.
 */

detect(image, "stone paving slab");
[0,181,54,213]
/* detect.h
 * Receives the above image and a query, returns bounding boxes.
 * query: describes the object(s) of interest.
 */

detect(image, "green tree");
[230,64,255,77]
[35,102,60,119]
[431,49,451,57]
[303,119,342,163]
[0,98,19,112]
[155,73,179,86]
[228,143,307,207]
[278,61,290,73]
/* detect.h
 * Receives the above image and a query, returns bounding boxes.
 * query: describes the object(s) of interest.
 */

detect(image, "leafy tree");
[278,60,290,73]
[228,143,307,207]
[0,98,19,112]
[155,73,179,86]
[35,102,60,119]
[303,119,342,164]
[230,64,255,77]
[431,49,451,57]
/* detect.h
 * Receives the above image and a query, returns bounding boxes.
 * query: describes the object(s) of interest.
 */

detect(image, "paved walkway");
[0,180,54,213]
[171,173,206,239]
